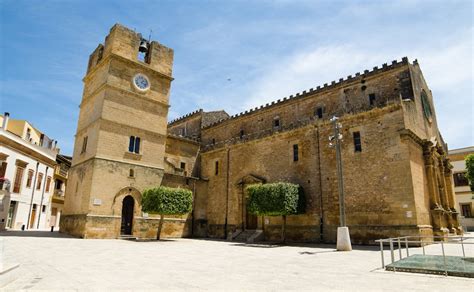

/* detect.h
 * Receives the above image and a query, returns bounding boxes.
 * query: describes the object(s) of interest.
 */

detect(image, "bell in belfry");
[139,39,148,53]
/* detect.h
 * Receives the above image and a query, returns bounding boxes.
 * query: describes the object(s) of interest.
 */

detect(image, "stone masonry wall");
[201,104,431,243]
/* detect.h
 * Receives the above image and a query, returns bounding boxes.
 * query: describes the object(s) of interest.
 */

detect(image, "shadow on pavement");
[0,230,77,239]
[134,238,177,243]
[299,250,336,255]
[187,237,381,251]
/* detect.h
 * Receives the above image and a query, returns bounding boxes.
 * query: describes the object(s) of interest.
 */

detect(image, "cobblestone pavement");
[1,231,473,291]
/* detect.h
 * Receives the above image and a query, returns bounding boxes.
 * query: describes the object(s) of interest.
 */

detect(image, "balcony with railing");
[52,189,65,204]
[0,178,10,193]
[54,165,68,179]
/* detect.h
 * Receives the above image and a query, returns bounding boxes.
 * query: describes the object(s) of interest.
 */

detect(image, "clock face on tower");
[132,73,150,92]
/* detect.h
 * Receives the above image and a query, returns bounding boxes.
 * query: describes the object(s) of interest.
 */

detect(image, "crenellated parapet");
[203,57,411,130]
[168,109,203,126]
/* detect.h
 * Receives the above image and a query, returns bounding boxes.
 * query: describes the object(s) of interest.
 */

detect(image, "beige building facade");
[0,113,58,231]
[448,146,474,231]
[61,24,460,243]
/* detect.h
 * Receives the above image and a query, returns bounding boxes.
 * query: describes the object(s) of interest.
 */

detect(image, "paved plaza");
[1,231,473,291]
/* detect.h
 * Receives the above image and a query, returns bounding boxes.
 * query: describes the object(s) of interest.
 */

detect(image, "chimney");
[2,112,9,130]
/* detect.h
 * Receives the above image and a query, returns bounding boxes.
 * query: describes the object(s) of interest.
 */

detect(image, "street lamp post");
[329,116,352,251]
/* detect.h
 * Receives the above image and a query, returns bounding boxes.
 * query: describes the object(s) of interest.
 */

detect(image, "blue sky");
[1,0,472,155]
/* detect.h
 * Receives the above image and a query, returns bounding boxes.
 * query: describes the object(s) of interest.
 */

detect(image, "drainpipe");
[26,162,39,230]
[317,125,324,242]
[37,166,49,229]
[224,147,230,238]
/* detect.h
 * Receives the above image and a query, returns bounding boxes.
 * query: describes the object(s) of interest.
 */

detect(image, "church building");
[60,24,461,243]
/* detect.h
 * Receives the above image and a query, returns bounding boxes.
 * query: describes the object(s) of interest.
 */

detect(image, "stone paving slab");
[0,231,473,291]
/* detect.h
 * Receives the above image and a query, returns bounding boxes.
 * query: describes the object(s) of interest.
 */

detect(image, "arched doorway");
[121,195,134,235]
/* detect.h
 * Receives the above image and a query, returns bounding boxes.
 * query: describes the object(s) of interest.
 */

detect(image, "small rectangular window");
[42,205,46,213]
[13,166,25,193]
[315,107,323,119]
[180,162,186,170]
[274,119,280,128]
[215,161,219,175]
[240,129,244,139]
[134,137,140,154]
[128,136,141,154]
[453,172,469,187]
[129,136,135,152]
[46,176,52,192]
[353,132,362,152]
[81,136,88,154]
[369,94,376,106]
[37,172,43,190]
[26,170,34,188]
[461,204,472,218]
[293,144,299,162]
[212,138,216,145]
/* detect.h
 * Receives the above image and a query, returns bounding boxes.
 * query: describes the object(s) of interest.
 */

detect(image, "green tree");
[246,182,305,243]
[142,186,193,240]
[466,154,474,191]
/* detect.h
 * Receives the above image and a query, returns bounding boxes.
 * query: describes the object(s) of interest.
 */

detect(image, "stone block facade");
[61,24,460,243]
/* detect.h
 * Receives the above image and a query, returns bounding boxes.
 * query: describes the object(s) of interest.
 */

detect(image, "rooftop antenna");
[148,29,152,42]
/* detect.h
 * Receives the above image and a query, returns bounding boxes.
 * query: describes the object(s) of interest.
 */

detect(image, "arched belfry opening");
[121,195,135,235]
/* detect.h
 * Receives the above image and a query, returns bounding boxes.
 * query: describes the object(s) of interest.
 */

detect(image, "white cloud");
[236,31,472,148]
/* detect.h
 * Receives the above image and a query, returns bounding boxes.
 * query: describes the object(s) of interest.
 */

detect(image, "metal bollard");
[389,238,395,263]
[379,241,385,268]
[461,235,465,258]
[422,243,425,255]
[51,226,54,232]
[441,242,447,277]
[405,237,409,257]
[397,238,402,260]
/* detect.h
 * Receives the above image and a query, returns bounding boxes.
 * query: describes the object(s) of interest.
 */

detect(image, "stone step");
[234,230,258,242]
[118,235,137,241]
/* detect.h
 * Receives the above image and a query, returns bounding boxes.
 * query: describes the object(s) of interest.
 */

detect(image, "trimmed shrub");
[466,154,474,191]
[246,182,305,242]
[142,186,193,239]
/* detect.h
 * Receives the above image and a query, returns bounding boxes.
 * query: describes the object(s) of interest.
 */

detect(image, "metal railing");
[375,235,473,276]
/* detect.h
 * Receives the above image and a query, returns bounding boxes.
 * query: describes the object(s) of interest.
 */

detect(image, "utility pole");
[329,116,352,251]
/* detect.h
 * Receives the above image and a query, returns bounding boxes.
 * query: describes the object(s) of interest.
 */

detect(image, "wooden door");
[246,209,258,230]
[30,204,37,228]
[121,196,134,235]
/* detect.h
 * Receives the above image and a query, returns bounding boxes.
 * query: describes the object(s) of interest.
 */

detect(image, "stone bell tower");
[61,24,174,238]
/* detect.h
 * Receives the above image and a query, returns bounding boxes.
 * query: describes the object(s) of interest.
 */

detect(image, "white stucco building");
[0,113,58,230]
[448,146,474,231]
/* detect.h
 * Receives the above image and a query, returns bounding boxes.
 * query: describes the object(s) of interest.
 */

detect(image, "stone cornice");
[79,82,170,110]
[0,129,57,167]
[166,134,200,145]
[75,117,167,140]
[70,155,165,171]
[399,129,425,147]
